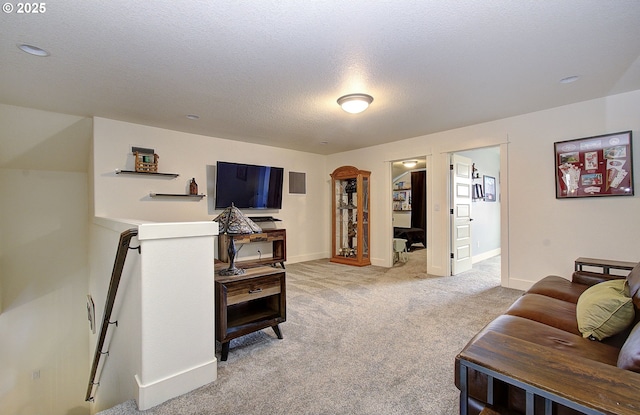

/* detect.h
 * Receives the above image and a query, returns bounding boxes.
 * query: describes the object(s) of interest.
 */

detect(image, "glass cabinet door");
[330,166,371,266]
[361,175,369,260]
[334,178,358,258]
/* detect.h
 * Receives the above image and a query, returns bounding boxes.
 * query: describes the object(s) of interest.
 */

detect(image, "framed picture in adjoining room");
[554,131,633,199]
[483,175,496,202]
[393,191,407,201]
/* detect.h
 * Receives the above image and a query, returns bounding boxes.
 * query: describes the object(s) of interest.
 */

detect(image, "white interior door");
[451,154,473,275]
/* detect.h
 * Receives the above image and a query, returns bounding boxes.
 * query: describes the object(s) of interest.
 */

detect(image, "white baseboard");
[287,252,329,264]
[506,277,534,292]
[472,248,501,264]
[136,359,217,411]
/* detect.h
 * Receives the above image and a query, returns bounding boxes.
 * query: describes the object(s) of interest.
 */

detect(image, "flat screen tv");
[214,161,284,209]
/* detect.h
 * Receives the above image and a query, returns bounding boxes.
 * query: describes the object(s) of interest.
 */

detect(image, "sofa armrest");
[572,270,625,286]
[458,331,640,415]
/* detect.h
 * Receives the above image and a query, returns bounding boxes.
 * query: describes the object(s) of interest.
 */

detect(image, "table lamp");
[214,203,262,276]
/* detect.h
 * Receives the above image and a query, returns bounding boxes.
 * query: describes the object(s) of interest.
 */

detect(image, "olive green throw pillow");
[576,279,635,341]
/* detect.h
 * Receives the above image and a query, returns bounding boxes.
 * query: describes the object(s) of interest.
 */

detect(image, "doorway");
[450,153,473,274]
[451,146,501,276]
[391,158,427,259]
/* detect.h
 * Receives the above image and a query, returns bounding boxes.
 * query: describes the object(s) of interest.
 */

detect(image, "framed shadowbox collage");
[554,131,633,199]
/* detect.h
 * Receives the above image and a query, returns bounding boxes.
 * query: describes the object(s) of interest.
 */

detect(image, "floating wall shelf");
[149,193,205,199]
[149,193,206,199]
[116,169,179,178]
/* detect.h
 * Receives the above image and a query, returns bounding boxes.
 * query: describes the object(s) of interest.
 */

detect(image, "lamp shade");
[214,203,262,235]
[214,204,262,276]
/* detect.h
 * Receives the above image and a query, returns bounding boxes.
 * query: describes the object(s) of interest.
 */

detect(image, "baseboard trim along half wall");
[135,359,217,410]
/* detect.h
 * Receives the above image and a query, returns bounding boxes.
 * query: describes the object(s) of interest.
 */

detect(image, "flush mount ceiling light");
[337,93,373,114]
[17,44,50,57]
[560,75,580,84]
[402,160,418,168]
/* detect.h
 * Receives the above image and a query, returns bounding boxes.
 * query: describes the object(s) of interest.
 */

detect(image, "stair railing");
[85,228,139,402]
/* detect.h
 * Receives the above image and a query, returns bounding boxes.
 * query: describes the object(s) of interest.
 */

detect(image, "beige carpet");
[99,250,522,415]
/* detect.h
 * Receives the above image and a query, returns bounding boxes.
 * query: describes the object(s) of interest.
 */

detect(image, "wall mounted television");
[214,161,284,209]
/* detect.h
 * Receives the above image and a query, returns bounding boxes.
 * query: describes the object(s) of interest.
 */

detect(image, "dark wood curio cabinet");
[330,166,371,266]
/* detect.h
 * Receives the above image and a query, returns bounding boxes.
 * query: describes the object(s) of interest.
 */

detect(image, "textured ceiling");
[1,1,640,155]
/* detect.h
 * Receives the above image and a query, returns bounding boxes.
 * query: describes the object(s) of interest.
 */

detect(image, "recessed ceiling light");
[186,114,200,120]
[560,75,579,84]
[18,44,50,57]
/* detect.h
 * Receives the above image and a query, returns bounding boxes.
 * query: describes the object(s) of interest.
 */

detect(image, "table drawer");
[225,276,282,306]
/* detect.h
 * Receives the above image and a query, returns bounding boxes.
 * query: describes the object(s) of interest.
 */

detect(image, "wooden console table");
[218,228,286,269]
[215,265,286,361]
[574,257,637,274]
[458,331,640,415]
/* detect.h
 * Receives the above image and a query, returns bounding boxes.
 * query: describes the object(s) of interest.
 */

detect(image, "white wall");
[502,91,640,289]
[327,89,640,288]
[92,118,328,263]
[0,104,92,415]
[0,169,90,415]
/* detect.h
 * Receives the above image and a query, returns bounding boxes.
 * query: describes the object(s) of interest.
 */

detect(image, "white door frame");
[438,143,510,287]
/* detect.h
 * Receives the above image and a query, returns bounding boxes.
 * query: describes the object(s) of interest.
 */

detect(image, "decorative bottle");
[189,178,198,195]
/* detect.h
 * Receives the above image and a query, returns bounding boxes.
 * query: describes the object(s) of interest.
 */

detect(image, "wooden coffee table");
[458,331,640,415]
